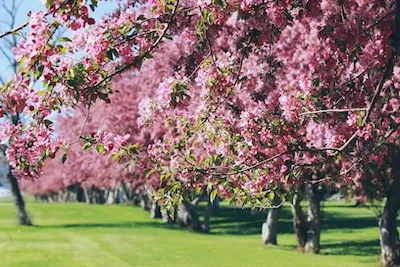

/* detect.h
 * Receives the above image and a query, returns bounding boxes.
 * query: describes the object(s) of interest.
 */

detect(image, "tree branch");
[85,0,180,92]
[300,107,368,116]
[0,21,27,39]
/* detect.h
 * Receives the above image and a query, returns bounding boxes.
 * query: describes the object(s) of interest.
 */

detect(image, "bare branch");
[300,107,368,116]
[68,107,91,146]
[0,20,27,39]
[183,52,211,83]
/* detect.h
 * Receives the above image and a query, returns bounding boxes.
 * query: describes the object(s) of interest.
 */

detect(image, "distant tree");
[0,0,31,226]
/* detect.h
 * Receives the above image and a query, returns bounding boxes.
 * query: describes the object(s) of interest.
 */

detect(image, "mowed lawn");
[0,199,386,267]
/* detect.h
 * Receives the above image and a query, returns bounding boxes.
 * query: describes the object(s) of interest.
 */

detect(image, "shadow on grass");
[322,212,378,230]
[33,204,382,258]
[34,221,167,229]
[321,239,380,256]
[204,205,381,257]
[208,206,294,236]
[207,205,379,235]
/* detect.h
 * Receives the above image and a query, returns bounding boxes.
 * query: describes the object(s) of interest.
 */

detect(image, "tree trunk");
[140,191,152,211]
[106,189,115,204]
[262,206,281,245]
[93,188,105,204]
[291,191,307,250]
[305,183,321,254]
[1,143,32,226]
[380,145,400,266]
[203,195,212,233]
[150,201,162,219]
[41,194,49,202]
[161,209,174,224]
[84,188,92,204]
[176,201,203,232]
[379,196,400,267]
[212,196,220,210]
[7,170,32,225]
[76,186,85,202]
[120,182,131,203]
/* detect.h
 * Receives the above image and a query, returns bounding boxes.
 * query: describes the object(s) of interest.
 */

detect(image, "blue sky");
[0,0,117,29]
[0,0,119,130]
[0,0,117,81]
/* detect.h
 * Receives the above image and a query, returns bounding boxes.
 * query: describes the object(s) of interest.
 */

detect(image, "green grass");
[0,199,384,267]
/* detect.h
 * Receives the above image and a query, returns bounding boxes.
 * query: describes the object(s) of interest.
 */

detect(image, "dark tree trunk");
[262,206,281,245]
[203,195,213,233]
[380,145,400,266]
[291,191,307,250]
[305,183,321,254]
[211,196,220,210]
[131,188,142,206]
[380,1,400,263]
[1,138,32,226]
[40,194,49,202]
[150,201,162,219]
[161,209,174,224]
[379,196,400,267]
[176,201,203,232]
[7,169,32,225]
[75,185,85,202]
[291,181,321,254]
[140,191,152,211]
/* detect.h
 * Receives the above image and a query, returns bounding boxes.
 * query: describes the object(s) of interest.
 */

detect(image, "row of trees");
[0,0,399,265]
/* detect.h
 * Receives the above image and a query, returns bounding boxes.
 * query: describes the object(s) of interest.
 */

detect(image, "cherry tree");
[0,0,399,264]
[0,0,32,226]
[23,32,214,230]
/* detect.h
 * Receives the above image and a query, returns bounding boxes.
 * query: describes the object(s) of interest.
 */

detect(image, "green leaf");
[46,0,54,8]
[210,189,217,203]
[106,48,119,60]
[83,143,92,151]
[43,119,53,127]
[140,51,153,59]
[59,46,67,55]
[89,0,98,11]
[61,152,68,164]
[59,37,72,42]
[195,186,202,195]
[207,182,213,192]
[96,144,104,153]
[164,33,173,40]
[18,56,26,66]
[144,169,156,178]
[34,65,44,79]
[37,90,47,96]
[268,191,275,201]
[110,153,120,161]
[312,116,321,124]
[137,14,146,20]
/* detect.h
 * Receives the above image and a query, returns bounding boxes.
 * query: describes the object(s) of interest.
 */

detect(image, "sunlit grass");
[0,199,385,266]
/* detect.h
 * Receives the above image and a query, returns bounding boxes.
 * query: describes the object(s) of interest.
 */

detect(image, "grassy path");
[0,200,384,266]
